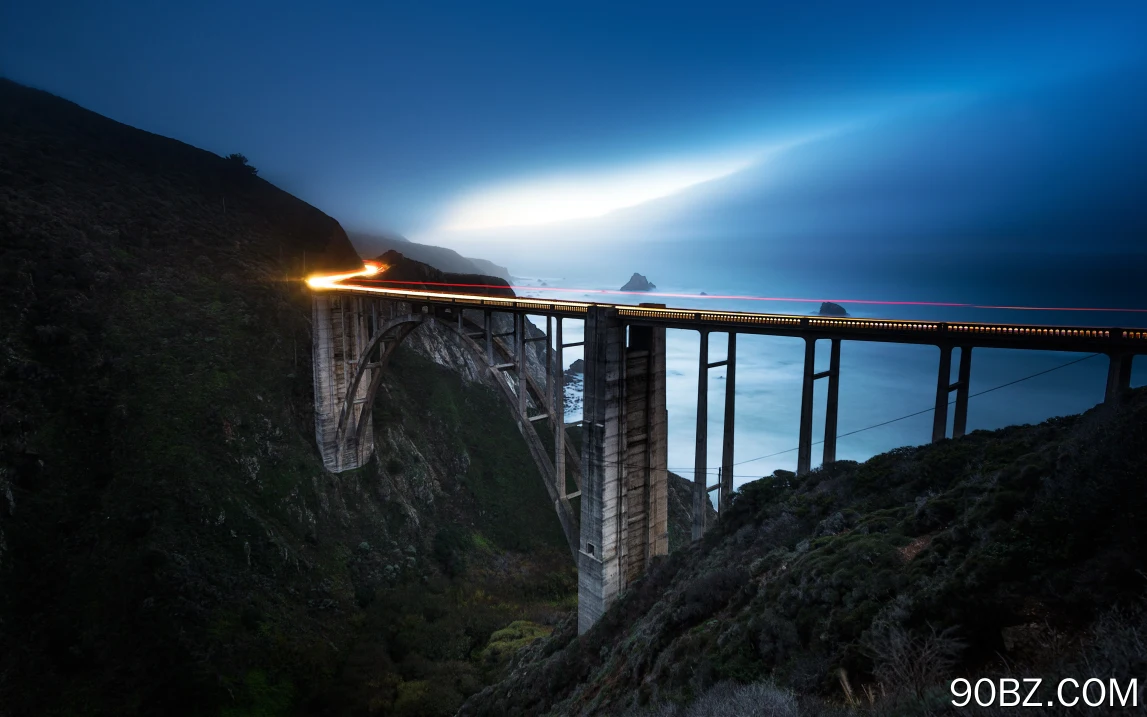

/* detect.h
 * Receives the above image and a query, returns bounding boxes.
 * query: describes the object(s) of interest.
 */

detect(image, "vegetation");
[319,346,577,716]
[226,152,259,175]
[0,78,578,715]
[7,76,1144,717]
[373,347,568,554]
[1,76,360,714]
[460,390,1147,716]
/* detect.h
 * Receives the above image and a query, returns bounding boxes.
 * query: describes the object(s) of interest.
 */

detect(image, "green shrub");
[433,524,471,577]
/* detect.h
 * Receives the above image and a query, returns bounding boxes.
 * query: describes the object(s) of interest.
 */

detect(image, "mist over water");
[519,250,1147,493]
[418,63,1147,492]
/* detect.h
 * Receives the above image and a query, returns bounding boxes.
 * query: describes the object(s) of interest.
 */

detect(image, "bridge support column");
[693,331,709,541]
[554,319,566,497]
[516,313,527,416]
[822,339,841,465]
[1105,353,1133,404]
[953,347,973,438]
[933,345,974,442]
[484,310,493,366]
[579,308,668,634]
[797,338,817,475]
[546,316,553,421]
[720,334,736,514]
[313,294,375,472]
[797,338,843,475]
[931,345,953,443]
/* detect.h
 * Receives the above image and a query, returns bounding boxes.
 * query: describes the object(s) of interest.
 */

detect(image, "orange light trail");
[305,261,385,289]
[304,265,1147,316]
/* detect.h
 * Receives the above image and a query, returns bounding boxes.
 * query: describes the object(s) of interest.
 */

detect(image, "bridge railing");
[331,281,1146,350]
[312,281,1144,635]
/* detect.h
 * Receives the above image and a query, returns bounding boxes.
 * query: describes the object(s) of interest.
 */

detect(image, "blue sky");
[3,1,1146,262]
[4,1,1146,479]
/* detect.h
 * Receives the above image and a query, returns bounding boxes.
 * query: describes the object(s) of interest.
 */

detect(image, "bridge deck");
[309,272,1141,634]
[321,280,1147,354]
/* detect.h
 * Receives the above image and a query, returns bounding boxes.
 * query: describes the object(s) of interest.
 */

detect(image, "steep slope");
[0,78,362,275]
[0,77,366,714]
[0,79,576,716]
[461,391,1147,716]
[349,230,511,280]
[367,248,514,296]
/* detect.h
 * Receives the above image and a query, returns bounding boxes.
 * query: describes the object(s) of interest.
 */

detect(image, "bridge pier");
[313,294,375,471]
[797,338,841,475]
[1105,353,1133,404]
[720,334,736,514]
[310,279,1147,639]
[693,332,739,539]
[822,339,841,464]
[554,318,566,497]
[579,308,668,634]
[693,331,709,541]
[953,347,973,438]
[516,313,526,417]
[931,346,953,443]
[933,346,973,442]
[484,309,493,365]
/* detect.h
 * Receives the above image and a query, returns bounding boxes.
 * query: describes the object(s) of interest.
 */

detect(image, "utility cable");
[570,352,1103,479]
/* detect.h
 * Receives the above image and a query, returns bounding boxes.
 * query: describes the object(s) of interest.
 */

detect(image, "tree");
[225,153,258,176]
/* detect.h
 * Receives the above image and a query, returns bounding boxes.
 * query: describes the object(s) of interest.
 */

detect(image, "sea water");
[514,250,1147,492]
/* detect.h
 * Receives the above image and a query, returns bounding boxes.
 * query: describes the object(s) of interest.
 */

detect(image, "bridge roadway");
[328,277,1147,353]
[310,267,1143,633]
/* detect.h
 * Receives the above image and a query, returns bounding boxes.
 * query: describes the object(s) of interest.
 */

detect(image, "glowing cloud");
[438,153,757,232]
[433,125,860,234]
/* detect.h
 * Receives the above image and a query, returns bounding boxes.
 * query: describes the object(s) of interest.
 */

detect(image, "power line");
[726,352,1101,471]
[575,352,1103,479]
[353,276,1147,315]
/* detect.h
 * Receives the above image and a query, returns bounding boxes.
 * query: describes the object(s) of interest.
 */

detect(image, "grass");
[481,620,554,669]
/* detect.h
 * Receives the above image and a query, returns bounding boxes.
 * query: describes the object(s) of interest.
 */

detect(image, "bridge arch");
[313,295,581,555]
[311,280,1146,634]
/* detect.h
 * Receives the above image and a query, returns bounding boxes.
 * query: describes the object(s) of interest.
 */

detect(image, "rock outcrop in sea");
[563,359,585,414]
[818,301,849,316]
[620,273,656,291]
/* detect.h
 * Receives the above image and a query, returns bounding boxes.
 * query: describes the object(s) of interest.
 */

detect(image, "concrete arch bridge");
[311,276,1144,632]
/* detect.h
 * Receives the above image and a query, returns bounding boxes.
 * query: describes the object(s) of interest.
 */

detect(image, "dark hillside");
[0,79,575,716]
[365,249,514,297]
[349,231,512,281]
[0,77,365,714]
[461,391,1147,716]
[0,78,361,274]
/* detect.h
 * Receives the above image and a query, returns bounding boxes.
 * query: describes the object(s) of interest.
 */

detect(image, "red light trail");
[351,277,1147,315]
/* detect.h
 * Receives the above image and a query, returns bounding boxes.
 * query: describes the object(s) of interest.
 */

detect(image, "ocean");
[511,250,1147,492]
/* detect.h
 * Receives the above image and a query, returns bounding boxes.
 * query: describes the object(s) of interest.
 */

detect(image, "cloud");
[430,123,861,236]
[437,153,756,232]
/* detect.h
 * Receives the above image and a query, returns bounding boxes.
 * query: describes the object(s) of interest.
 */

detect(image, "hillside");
[0,79,594,716]
[0,78,710,716]
[366,249,514,297]
[349,230,512,281]
[461,391,1147,716]
[0,77,385,713]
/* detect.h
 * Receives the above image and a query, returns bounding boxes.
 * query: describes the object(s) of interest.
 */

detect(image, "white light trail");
[305,261,384,289]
